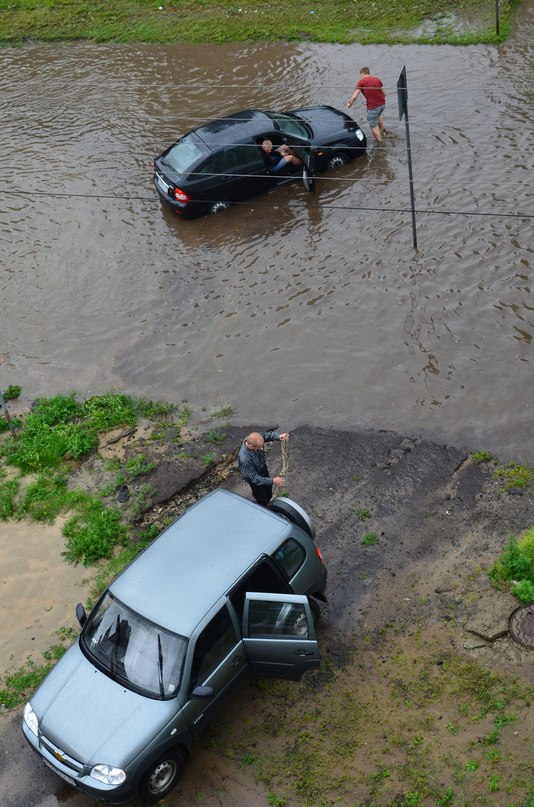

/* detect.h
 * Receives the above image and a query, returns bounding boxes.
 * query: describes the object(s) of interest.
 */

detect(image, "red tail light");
[174,187,190,203]
[316,545,323,564]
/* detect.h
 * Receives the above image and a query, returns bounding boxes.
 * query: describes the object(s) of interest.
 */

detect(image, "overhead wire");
[1,187,531,219]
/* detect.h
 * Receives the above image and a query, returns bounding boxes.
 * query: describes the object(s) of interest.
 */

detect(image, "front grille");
[39,733,84,774]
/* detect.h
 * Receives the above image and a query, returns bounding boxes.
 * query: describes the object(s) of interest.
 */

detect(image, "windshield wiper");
[157,634,165,698]
[110,613,121,677]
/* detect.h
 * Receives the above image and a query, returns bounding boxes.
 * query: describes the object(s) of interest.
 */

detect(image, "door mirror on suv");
[75,602,87,627]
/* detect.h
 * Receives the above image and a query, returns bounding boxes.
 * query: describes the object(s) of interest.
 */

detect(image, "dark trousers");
[250,482,273,507]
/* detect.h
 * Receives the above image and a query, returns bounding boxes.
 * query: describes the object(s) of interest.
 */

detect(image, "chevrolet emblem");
[53,750,66,763]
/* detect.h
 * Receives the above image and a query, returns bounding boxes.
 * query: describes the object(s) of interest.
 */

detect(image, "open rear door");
[242,592,319,680]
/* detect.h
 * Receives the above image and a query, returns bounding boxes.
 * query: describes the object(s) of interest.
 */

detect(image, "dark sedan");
[153,106,367,219]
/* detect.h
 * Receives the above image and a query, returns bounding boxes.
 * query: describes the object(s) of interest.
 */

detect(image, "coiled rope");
[273,435,289,497]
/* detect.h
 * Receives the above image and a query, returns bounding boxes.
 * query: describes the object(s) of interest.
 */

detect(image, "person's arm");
[347,87,361,108]
[261,430,280,443]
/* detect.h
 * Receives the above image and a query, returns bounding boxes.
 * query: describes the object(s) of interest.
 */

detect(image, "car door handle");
[294,649,314,656]
[231,654,244,666]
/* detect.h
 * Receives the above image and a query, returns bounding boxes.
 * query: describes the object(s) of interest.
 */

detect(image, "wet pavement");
[0,5,533,463]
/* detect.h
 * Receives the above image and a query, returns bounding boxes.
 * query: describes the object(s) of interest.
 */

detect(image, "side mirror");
[76,602,87,627]
[191,685,214,699]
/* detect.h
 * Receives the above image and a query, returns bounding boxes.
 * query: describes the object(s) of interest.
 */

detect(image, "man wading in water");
[347,66,387,143]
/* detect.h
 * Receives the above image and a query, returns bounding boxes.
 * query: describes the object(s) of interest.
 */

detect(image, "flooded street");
[1,5,532,461]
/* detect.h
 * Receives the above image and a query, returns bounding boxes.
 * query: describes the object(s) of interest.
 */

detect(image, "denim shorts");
[367,105,385,128]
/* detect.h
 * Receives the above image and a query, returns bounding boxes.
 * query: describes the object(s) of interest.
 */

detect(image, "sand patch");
[0,518,89,675]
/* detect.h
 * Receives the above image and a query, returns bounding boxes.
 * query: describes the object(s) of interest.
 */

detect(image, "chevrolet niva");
[23,489,327,804]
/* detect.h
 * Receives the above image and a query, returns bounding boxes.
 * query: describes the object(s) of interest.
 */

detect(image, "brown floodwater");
[0,6,532,462]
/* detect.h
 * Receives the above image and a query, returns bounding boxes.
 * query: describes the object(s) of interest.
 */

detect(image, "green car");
[22,489,327,804]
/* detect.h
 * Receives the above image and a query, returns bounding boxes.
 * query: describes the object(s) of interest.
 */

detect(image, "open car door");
[242,592,319,680]
[286,139,316,193]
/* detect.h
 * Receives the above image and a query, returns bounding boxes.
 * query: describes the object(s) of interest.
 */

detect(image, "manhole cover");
[508,605,534,649]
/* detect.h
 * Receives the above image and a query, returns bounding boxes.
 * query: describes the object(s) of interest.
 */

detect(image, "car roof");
[193,109,276,146]
[109,489,290,637]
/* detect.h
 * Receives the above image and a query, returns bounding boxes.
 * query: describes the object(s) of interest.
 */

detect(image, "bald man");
[238,429,289,506]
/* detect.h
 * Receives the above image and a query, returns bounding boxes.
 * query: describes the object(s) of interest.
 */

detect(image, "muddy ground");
[1,423,533,807]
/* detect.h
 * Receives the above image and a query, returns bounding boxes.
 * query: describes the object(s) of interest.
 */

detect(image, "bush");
[4,392,144,472]
[63,500,128,565]
[0,479,19,520]
[489,529,534,604]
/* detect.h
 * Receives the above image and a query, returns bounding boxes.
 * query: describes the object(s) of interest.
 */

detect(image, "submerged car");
[153,106,367,218]
[22,489,327,804]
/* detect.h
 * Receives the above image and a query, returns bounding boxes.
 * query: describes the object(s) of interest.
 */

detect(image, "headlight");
[23,703,39,736]
[90,764,127,786]
[356,129,365,141]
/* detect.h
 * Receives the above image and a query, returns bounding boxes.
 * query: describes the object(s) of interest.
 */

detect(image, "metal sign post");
[0,391,17,438]
[397,66,418,250]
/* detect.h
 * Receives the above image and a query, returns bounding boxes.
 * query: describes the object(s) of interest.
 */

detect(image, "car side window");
[189,606,237,690]
[219,145,259,173]
[194,154,220,175]
[272,538,306,580]
[229,559,287,621]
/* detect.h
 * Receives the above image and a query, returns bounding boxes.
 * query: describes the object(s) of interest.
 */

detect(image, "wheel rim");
[210,201,229,214]
[147,759,177,795]
[329,155,347,169]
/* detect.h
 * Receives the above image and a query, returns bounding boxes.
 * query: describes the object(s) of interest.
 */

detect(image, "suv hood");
[32,642,178,767]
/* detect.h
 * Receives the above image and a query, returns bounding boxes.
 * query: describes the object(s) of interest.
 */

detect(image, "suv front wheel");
[139,749,187,803]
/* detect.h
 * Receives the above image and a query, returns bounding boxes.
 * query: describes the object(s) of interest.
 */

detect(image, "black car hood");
[288,106,358,142]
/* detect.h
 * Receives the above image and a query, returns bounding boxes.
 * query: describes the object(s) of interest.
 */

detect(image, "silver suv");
[22,489,327,804]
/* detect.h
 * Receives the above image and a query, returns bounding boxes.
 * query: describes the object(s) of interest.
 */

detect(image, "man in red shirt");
[347,67,386,143]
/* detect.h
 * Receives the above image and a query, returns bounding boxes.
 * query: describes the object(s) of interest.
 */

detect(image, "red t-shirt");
[356,75,385,110]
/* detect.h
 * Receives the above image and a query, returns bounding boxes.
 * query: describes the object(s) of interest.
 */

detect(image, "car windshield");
[266,112,310,140]
[162,134,206,174]
[82,593,187,699]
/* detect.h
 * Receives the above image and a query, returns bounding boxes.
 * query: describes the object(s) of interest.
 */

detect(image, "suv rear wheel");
[139,749,186,803]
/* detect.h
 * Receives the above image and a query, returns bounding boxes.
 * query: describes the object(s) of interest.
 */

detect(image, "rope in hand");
[273,435,289,498]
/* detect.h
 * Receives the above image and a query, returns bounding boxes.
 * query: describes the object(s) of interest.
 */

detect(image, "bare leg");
[371,124,382,142]
[378,114,386,134]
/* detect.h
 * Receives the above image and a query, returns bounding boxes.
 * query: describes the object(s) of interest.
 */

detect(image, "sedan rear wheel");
[209,200,231,215]
[327,152,349,170]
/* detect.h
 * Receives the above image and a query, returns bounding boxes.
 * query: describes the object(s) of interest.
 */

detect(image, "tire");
[309,597,321,629]
[209,200,231,215]
[268,497,315,540]
[139,749,187,803]
[327,152,349,170]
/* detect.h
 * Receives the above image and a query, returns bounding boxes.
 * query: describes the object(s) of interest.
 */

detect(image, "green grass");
[1,384,22,400]
[222,627,533,806]
[0,0,520,47]
[206,429,226,444]
[62,498,129,565]
[0,629,75,708]
[489,527,534,603]
[212,405,235,419]
[495,462,534,493]
[362,532,379,546]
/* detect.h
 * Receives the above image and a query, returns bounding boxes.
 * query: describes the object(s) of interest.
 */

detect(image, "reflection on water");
[0,11,532,461]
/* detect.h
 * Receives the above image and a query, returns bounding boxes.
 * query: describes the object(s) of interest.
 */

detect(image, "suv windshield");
[81,593,187,699]
[162,134,206,174]
[266,112,310,140]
